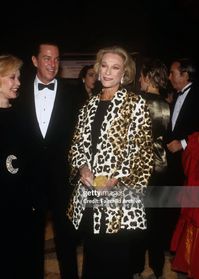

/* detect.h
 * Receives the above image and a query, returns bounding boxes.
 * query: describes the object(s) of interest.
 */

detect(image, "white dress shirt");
[34,77,57,138]
[172,83,192,149]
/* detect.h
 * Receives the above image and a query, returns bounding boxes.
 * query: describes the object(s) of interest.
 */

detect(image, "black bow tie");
[38,83,55,91]
[178,85,192,96]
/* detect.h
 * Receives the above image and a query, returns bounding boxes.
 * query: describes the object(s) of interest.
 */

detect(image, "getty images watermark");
[79,186,199,208]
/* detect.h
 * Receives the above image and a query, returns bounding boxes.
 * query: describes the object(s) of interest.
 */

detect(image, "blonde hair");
[0,54,23,83]
[94,46,136,85]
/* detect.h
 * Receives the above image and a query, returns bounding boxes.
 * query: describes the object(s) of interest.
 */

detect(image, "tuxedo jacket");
[17,76,77,210]
[166,84,199,185]
[166,84,199,143]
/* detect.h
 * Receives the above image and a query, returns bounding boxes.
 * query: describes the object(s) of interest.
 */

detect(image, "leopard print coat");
[67,88,153,234]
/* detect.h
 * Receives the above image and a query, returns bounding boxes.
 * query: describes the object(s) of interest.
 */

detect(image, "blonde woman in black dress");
[0,54,32,278]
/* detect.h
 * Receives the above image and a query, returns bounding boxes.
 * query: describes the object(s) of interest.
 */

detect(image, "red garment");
[182,132,199,187]
[170,132,199,279]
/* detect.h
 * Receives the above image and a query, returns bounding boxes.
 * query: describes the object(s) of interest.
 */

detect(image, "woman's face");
[84,68,97,90]
[99,53,124,89]
[0,69,21,101]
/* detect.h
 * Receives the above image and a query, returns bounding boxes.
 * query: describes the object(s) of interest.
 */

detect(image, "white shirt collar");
[180,82,192,93]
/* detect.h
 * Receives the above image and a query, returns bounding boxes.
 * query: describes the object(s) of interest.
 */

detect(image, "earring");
[121,76,124,84]
[98,75,101,81]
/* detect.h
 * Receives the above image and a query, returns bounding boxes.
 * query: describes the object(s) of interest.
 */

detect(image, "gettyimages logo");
[80,186,199,208]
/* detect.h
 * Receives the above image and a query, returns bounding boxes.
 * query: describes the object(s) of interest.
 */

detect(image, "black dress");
[0,105,32,279]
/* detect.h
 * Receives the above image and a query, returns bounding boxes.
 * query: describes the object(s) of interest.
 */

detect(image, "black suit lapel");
[173,91,192,132]
[44,82,62,140]
[27,85,44,140]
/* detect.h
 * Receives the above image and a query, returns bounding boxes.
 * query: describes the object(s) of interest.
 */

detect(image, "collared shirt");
[172,83,192,149]
[34,77,57,138]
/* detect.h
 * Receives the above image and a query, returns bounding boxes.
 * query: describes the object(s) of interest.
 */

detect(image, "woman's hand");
[105,177,118,188]
[79,164,94,188]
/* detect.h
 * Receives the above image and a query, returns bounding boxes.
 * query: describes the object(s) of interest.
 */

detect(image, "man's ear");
[32,56,38,68]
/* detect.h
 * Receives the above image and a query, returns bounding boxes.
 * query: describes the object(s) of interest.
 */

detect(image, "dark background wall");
[1,0,199,67]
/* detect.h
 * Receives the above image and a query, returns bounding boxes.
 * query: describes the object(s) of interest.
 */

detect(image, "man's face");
[32,44,60,84]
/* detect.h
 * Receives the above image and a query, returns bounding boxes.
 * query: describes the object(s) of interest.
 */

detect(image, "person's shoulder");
[186,83,199,105]
[159,95,170,107]
[57,78,77,97]
[57,77,73,88]
[190,83,199,95]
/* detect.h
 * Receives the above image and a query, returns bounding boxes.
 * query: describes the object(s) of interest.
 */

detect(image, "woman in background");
[138,58,170,279]
[76,64,97,108]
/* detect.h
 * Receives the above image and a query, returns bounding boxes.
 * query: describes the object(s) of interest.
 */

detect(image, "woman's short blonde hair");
[0,54,23,77]
[94,46,136,85]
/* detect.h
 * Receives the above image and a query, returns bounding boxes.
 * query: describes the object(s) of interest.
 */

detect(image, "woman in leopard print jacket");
[67,46,154,279]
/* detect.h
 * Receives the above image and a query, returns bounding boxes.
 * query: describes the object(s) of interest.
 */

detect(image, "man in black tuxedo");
[19,41,78,279]
[166,58,199,186]
[165,58,199,250]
